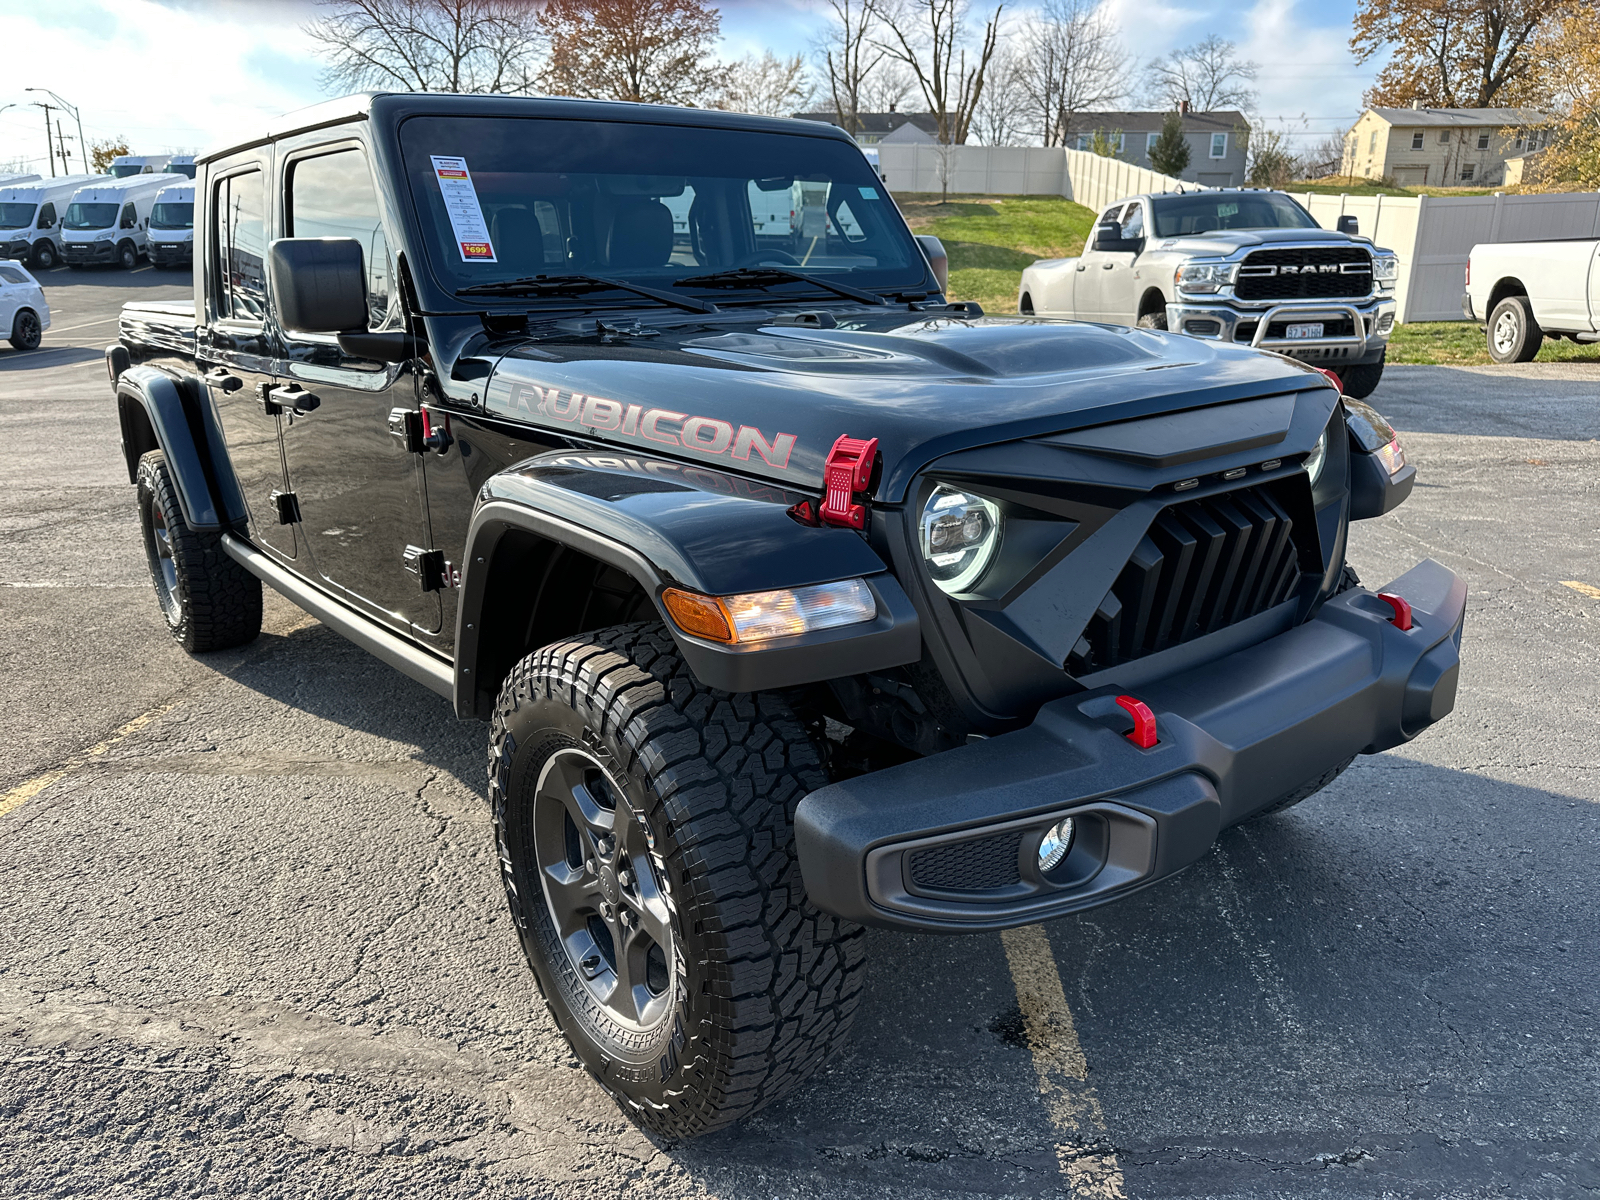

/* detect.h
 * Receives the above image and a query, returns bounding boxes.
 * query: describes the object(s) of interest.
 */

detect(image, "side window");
[1411,132,1424,150]
[1210,133,1228,159]
[1100,205,1122,228]
[0,264,27,285]
[214,170,268,322]
[1121,204,1145,239]
[287,149,392,329]
[38,203,55,228]
[120,203,137,230]
[1476,131,1490,150]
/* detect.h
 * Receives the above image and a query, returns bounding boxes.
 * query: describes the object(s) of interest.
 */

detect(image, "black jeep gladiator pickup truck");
[109,92,1465,1137]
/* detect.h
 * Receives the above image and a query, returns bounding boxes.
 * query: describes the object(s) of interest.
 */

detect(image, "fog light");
[1038,817,1076,872]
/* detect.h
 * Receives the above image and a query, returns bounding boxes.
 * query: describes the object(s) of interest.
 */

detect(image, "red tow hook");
[1115,695,1159,749]
[1377,592,1413,631]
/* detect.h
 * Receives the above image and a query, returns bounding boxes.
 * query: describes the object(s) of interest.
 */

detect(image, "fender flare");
[452,450,922,717]
[115,365,246,532]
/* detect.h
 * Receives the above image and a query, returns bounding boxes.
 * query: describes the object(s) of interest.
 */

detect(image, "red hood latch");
[817,435,879,530]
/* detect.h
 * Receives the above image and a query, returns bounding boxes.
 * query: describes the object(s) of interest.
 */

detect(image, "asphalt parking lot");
[2,270,1598,1199]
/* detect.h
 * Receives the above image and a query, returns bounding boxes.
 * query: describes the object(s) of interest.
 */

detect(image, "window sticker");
[858,186,880,200]
[430,155,496,262]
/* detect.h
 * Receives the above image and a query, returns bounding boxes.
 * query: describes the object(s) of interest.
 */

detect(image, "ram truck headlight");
[661,579,877,645]
[1373,256,1399,291]
[1175,261,1239,295]
[920,484,1002,594]
[1304,428,1330,486]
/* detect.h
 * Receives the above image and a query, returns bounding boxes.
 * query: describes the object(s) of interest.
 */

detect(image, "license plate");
[1285,322,1324,340]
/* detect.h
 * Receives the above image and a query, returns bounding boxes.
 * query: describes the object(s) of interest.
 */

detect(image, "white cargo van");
[109,155,173,178]
[0,175,108,270]
[145,181,194,269]
[61,173,176,270]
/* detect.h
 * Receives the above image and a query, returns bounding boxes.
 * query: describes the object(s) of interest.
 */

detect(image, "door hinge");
[388,407,424,453]
[403,545,457,592]
[270,490,300,525]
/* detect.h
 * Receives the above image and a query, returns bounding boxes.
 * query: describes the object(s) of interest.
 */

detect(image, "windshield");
[399,116,923,303]
[0,203,35,230]
[64,202,118,230]
[168,164,196,179]
[1152,193,1319,237]
[109,165,142,178]
[150,202,193,230]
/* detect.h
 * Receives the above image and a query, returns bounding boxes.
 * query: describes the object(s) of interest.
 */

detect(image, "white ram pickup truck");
[1464,239,1600,362]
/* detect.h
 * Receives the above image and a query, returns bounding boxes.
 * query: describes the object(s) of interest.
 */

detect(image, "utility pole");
[24,89,85,178]
[35,102,55,177]
[56,120,73,173]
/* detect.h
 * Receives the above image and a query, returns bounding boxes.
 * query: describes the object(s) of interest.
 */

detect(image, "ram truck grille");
[1068,485,1306,675]
[1235,246,1372,301]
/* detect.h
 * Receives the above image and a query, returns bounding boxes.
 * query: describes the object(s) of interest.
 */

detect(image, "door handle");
[273,384,320,415]
[1102,262,1115,269]
[1076,264,1087,272]
[203,367,242,393]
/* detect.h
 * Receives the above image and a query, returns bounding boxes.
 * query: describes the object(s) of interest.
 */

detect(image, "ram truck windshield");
[1152,192,1320,237]
[399,116,923,304]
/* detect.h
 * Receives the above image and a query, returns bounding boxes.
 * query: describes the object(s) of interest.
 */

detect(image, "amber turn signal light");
[661,588,736,644]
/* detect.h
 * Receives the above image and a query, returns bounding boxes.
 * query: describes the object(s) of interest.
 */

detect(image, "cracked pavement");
[1,275,1597,1197]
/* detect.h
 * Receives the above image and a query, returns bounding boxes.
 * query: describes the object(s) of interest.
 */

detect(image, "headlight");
[1373,256,1399,290]
[920,484,1001,594]
[661,579,876,645]
[1175,261,1239,294]
[96,230,113,241]
[1304,427,1329,485]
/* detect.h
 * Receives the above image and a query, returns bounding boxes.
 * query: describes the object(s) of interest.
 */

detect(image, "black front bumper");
[796,558,1467,932]
[62,241,117,264]
[148,243,192,266]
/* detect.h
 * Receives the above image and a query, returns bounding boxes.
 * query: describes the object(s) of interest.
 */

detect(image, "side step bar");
[221,533,455,700]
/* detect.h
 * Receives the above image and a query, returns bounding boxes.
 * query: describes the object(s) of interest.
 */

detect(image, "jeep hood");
[1154,227,1383,258]
[475,314,1329,503]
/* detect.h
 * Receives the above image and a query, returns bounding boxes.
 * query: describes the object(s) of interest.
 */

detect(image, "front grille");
[1236,246,1372,301]
[909,831,1022,892]
[1068,485,1305,675]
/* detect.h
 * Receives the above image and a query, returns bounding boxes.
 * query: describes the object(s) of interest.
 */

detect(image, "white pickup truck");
[1464,239,1600,362]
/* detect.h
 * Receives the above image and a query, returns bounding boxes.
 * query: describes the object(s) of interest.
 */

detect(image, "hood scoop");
[1035,393,1296,468]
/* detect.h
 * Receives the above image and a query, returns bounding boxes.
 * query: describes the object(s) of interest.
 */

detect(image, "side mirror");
[916,234,948,293]
[1336,214,1359,236]
[1092,222,1122,251]
[268,237,368,334]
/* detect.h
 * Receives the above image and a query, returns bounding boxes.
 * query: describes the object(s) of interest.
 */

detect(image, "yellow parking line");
[1561,580,1600,600]
[1001,925,1127,1198]
[0,701,178,820]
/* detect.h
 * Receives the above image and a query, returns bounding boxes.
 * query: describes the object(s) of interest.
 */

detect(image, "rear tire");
[32,241,57,270]
[118,241,138,271]
[1340,349,1385,399]
[1138,310,1168,331]
[1487,295,1541,363]
[136,451,262,653]
[8,309,41,351]
[489,623,865,1138]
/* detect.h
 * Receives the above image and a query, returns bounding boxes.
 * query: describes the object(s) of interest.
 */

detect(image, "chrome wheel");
[532,748,675,1031]
[1492,310,1519,356]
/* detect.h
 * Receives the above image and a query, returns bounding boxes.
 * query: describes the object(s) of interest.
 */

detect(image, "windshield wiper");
[673,267,887,306]
[456,273,716,315]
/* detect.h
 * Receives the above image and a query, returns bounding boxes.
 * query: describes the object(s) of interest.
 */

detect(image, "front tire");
[32,241,57,270]
[8,309,41,350]
[1137,310,1168,331]
[118,241,138,271]
[490,624,865,1138]
[1488,295,1541,363]
[1340,349,1385,399]
[136,451,262,652]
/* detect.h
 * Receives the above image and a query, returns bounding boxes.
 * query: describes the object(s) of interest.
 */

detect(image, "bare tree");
[305,0,544,94]
[968,48,1031,144]
[859,60,917,113]
[875,0,1005,144]
[1144,34,1258,112]
[814,0,887,135]
[539,0,729,106]
[1014,0,1128,146]
[1302,125,1350,179]
[719,51,813,117]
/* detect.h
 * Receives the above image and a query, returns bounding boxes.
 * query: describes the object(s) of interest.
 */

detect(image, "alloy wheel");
[149,504,181,624]
[13,311,40,350]
[1493,310,1519,356]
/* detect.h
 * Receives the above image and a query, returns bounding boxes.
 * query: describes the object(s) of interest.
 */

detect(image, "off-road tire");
[8,309,41,351]
[1247,756,1356,819]
[1340,350,1385,399]
[1487,295,1541,363]
[135,451,262,652]
[489,623,865,1138]
[32,241,57,270]
[1138,310,1168,331]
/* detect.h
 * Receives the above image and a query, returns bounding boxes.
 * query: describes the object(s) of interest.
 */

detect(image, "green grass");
[1287,180,1500,198]
[1388,322,1600,365]
[894,193,1097,312]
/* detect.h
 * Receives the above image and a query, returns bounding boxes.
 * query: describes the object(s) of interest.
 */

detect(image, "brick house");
[1342,105,1559,187]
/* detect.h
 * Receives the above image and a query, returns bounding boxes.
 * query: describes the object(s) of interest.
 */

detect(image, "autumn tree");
[305,0,544,94]
[539,0,728,106]
[1245,127,1301,186]
[719,51,812,118]
[1014,0,1128,146]
[1148,111,1191,175]
[875,0,1004,144]
[1144,35,1258,112]
[90,137,131,174]
[1527,4,1600,185]
[1349,0,1575,108]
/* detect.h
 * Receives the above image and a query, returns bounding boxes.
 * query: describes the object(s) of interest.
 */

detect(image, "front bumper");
[148,242,192,265]
[1167,295,1396,366]
[4,239,29,260]
[62,240,117,264]
[796,558,1466,932]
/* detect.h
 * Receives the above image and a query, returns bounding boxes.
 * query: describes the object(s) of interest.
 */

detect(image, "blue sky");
[0,0,1374,170]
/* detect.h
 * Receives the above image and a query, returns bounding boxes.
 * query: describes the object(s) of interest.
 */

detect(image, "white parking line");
[1001,925,1127,1198]
[41,316,119,335]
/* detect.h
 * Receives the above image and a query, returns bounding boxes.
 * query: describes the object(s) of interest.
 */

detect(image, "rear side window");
[287,148,392,329]
[214,170,268,321]
[120,203,137,230]
[38,203,55,227]
[0,264,28,285]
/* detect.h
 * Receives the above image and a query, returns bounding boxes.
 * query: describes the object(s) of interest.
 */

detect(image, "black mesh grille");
[1236,246,1372,301]
[1068,485,1305,675]
[909,831,1022,892]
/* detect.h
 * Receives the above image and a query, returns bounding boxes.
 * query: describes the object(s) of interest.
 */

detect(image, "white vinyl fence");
[878,142,1600,322]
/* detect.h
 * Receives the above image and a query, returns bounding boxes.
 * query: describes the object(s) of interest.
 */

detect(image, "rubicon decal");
[499,383,798,469]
